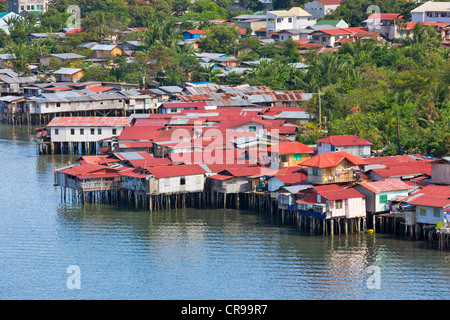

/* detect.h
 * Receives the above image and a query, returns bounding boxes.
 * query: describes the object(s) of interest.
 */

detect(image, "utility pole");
[396,111,401,155]
[318,88,321,128]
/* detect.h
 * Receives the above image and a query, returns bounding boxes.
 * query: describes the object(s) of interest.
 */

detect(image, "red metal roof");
[367,13,405,20]
[88,86,114,93]
[59,164,120,179]
[274,172,307,184]
[364,154,426,165]
[316,0,342,5]
[405,185,450,208]
[319,28,352,35]
[220,166,278,178]
[369,161,431,178]
[297,186,364,204]
[147,164,206,178]
[358,179,411,193]
[316,135,372,147]
[48,116,129,127]
[300,151,368,168]
[341,27,368,33]
[184,30,204,34]
[267,141,313,155]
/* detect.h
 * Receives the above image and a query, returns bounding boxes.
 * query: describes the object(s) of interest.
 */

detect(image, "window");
[21,5,24,10]
[180,178,186,185]
[70,129,75,135]
[54,129,59,135]
[434,208,441,218]
[335,200,343,209]
[112,128,117,135]
[46,103,49,108]
[249,126,256,132]
[312,167,319,175]
[80,129,84,135]
[31,5,34,10]
[91,128,95,135]
[420,206,427,216]
[98,128,102,135]
[379,195,387,203]
[277,18,283,23]
[280,155,287,162]
[294,153,302,161]
[27,5,30,10]
[322,37,327,42]
[56,102,61,108]
[288,18,292,23]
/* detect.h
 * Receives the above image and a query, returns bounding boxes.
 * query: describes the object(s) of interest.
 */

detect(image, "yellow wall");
[279,152,311,168]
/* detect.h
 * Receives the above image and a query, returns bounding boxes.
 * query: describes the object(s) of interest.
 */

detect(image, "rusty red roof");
[316,135,372,146]
[147,164,206,178]
[369,161,431,178]
[364,154,426,165]
[267,141,313,155]
[300,151,368,168]
[367,13,405,20]
[48,116,129,127]
[297,186,364,204]
[358,179,411,193]
[59,163,120,179]
[405,185,450,208]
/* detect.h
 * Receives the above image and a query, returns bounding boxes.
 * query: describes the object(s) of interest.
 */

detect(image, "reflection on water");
[0,126,449,300]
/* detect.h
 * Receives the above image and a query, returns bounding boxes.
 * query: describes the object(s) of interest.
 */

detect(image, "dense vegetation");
[0,0,448,157]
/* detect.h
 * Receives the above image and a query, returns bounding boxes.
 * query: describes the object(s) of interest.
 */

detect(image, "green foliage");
[199,24,242,54]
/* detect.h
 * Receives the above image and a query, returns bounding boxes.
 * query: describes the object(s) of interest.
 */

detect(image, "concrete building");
[305,0,342,19]
[266,7,315,33]
[411,1,450,24]
[7,0,48,16]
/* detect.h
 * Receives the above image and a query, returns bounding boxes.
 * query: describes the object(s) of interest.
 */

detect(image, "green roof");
[316,20,342,26]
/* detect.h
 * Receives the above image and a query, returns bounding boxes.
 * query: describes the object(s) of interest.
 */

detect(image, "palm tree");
[201,64,222,83]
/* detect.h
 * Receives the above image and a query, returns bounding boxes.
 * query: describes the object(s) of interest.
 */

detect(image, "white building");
[47,116,129,154]
[362,13,407,40]
[305,0,342,19]
[266,7,315,33]
[411,1,450,23]
[7,0,48,16]
[0,12,23,34]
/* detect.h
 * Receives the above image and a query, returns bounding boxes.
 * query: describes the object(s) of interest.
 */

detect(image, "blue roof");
[192,82,213,85]
[0,12,9,19]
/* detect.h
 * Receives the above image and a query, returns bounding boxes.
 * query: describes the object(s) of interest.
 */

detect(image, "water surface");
[0,125,449,300]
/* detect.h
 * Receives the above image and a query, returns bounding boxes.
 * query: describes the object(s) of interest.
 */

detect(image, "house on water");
[300,151,368,185]
[47,116,129,154]
[296,184,366,220]
[316,135,372,157]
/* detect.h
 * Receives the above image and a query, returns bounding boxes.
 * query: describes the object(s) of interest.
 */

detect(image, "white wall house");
[305,0,342,19]
[47,117,129,144]
[0,12,23,34]
[266,7,316,33]
[362,13,407,40]
[411,1,450,23]
[354,179,412,214]
[7,0,48,16]
[316,135,372,157]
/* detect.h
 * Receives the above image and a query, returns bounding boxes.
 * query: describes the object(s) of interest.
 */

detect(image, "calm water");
[0,125,449,300]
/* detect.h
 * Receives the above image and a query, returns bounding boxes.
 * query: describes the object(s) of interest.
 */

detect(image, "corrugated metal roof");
[358,179,412,193]
[53,68,83,75]
[48,116,129,127]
